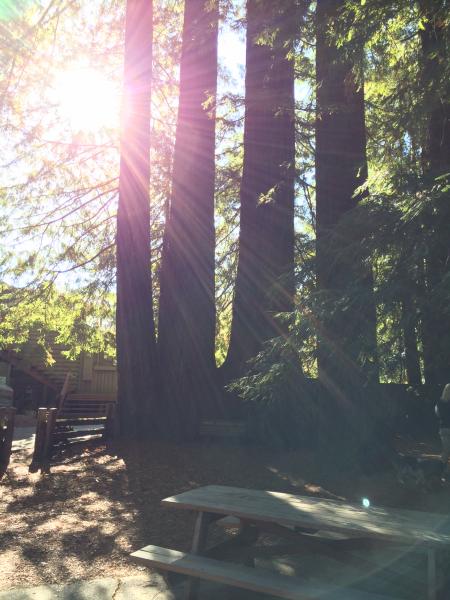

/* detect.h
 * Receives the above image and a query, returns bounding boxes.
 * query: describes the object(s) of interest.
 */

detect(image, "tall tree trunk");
[401,295,422,386]
[418,0,450,384]
[223,0,296,380]
[315,0,378,390]
[158,0,219,439]
[116,0,158,437]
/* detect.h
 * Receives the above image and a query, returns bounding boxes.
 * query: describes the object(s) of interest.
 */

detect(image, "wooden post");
[30,407,57,473]
[104,403,116,440]
[42,408,58,468]
[30,408,47,473]
[427,549,437,600]
[0,407,16,477]
[186,512,212,600]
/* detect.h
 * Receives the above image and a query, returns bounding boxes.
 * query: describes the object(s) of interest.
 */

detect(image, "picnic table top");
[162,485,450,547]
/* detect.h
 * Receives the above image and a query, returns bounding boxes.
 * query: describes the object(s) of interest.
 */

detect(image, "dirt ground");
[1,425,450,596]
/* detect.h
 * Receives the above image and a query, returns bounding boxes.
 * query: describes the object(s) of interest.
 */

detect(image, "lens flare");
[53,67,119,133]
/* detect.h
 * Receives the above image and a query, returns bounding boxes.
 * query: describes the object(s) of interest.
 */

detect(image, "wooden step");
[66,394,116,401]
[53,427,105,440]
[56,417,107,426]
[60,409,107,414]
[60,406,109,413]
[52,433,104,448]
[130,545,396,600]
[61,401,108,406]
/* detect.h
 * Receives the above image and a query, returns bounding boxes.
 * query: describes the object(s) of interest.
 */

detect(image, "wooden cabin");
[0,328,117,412]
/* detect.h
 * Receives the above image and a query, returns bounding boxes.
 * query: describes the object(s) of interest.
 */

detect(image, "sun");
[53,67,120,133]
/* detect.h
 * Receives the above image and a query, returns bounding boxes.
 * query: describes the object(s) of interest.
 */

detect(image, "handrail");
[57,372,71,412]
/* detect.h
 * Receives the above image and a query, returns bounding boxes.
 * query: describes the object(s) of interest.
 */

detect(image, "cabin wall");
[78,354,117,395]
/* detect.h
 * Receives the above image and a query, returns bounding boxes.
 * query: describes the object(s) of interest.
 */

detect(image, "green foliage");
[0,282,115,359]
[228,333,322,449]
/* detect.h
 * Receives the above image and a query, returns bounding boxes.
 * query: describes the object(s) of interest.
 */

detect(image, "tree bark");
[418,0,450,384]
[315,0,378,390]
[116,0,158,437]
[223,0,296,380]
[158,0,219,438]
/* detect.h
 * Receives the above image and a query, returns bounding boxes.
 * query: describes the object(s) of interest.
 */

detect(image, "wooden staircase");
[59,392,116,418]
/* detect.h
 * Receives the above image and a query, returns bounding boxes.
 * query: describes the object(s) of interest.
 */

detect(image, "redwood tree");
[418,0,450,384]
[158,0,219,438]
[223,0,297,380]
[315,0,378,389]
[116,0,158,436]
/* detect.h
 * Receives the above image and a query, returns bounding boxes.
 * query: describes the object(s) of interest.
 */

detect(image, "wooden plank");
[66,393,116,401]
[162,485,450,547]
[59,413,108,419]
[56,417,107,426]
[130,545,396,600]
[63,402,108,407]
[52,427,104,440]
[59,406,109,416]
[53,434,103,447]
[63,403,110,408]
[60,406,107,412]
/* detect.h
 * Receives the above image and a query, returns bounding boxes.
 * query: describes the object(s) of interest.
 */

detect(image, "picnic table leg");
[238,520,259,567]
[427,549,436,600]
[186,511,212,600]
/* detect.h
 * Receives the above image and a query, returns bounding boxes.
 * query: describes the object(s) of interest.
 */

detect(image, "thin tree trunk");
[158,0,219,439]
[223,0,296,380]
[116,0,158,437]
[401,296,422,386]
[315,0,378,390]
[418,0,450,384]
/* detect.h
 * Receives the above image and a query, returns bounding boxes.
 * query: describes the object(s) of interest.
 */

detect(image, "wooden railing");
[57,372,71,411]
[30,373,116,473]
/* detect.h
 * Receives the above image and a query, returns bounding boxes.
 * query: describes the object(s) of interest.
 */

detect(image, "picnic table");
[131,485,450,600]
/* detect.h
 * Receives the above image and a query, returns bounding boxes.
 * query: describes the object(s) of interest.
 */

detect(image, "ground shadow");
[2,433,450,598]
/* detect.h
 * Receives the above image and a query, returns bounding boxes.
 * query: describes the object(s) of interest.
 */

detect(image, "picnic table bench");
[131,485,450,600]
